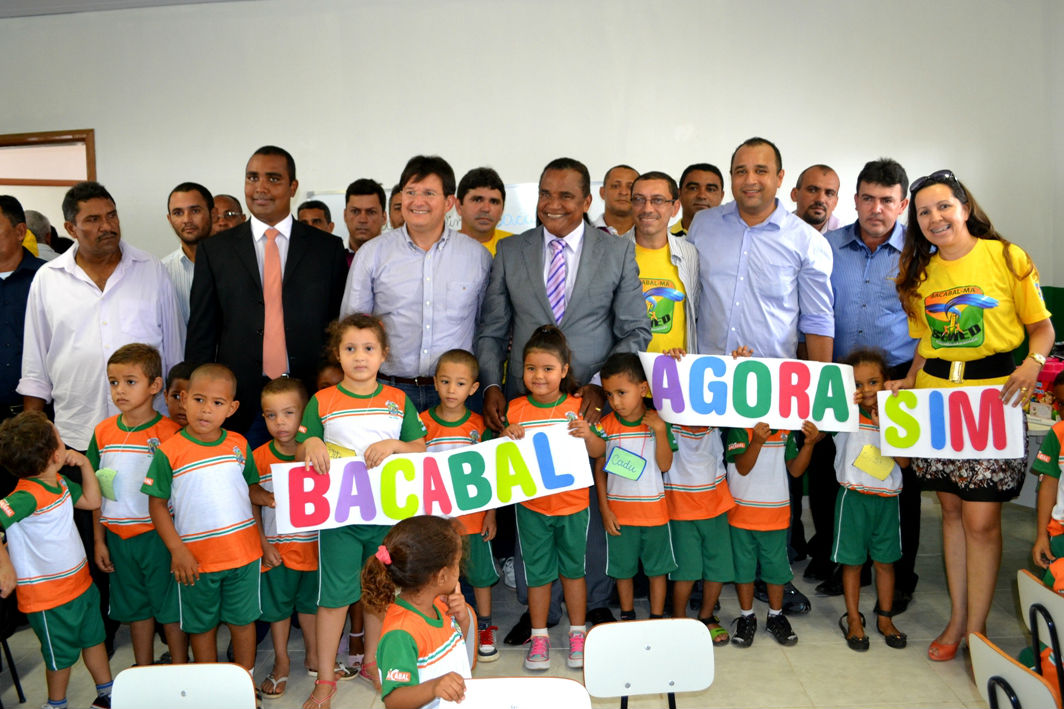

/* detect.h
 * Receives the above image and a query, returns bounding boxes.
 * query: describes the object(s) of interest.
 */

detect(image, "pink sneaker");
[567,629,585,669]
[524,634,550,671]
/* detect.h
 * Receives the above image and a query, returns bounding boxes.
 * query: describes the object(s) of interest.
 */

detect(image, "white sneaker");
[502,557,516,589]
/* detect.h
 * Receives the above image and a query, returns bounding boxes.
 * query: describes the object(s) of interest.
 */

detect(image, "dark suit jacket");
[186,219,347,432]
[476,225,651,399]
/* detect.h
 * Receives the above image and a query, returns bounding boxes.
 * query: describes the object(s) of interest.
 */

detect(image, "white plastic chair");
[583,618,713,709]
[1017,568,1064,702]
[969,632,1060,708]
[111,662,257,709]
[438,676,591,709]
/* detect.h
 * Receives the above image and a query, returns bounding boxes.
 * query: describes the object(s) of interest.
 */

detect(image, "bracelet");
[1027,352,1047,367]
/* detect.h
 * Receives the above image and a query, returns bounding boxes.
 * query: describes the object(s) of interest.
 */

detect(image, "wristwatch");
[1027,352,1047,367]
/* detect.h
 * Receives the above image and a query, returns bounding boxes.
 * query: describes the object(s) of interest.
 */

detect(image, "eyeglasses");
[630,196,675,207]
[214,210,242,220]
[909,169,957,195]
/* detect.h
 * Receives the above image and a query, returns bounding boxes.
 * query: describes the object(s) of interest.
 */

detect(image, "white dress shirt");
[18,241,185,450]
[162,247,194,325]
[249,214,292,278]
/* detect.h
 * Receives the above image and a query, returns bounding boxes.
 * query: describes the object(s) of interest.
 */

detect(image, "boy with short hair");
[594,353,678,620]
[164,361,194,428]
[254,377,320,699]
[726,418,818,648]
[89,344,186,667]
[142,363,272,669]
[0,411,113,709]
[420,349,500,662]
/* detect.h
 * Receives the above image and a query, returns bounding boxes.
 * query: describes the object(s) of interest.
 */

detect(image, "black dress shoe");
[503,611,531,646]
[781,583,811,615]
[587,607,617,626]
[815,576,844,596]
[802,558,836,582]
[892,589,913,615]
[753,579,769,603]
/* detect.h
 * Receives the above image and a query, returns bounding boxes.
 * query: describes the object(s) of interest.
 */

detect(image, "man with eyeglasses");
[211,193,246,234]
[671,163,725,238]
[341,155,492,411]
[624,171,698,352]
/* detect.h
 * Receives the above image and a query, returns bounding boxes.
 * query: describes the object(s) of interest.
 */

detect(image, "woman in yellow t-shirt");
[892,170,1054,662]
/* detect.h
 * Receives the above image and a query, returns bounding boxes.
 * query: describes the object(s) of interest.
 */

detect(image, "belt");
[380,374,435,387]
[922,352,1014,382]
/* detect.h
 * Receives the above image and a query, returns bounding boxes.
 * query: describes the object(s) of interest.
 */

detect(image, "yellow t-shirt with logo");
[635,243,687,353]
[909,239,1050,362]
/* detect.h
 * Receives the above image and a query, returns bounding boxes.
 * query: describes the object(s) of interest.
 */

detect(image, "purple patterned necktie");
[547,238,567,324]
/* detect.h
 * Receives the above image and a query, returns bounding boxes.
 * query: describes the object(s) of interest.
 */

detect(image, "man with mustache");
[163,182,214,325]
[670,163,725,238]
[791,164,841,234]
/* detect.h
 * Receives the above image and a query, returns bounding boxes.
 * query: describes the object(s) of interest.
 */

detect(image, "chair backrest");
[583,618,714,699]
[969,632,1060,709]
[111,663,257,709]
[439,676,591,709]
[1018,569,1064,635]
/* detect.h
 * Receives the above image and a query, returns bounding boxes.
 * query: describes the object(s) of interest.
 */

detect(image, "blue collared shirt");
[687,200,834,357]
[341,225,492,377]
[825,221,916,367]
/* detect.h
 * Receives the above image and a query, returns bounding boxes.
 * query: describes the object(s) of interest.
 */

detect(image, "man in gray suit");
[477,156,651,640]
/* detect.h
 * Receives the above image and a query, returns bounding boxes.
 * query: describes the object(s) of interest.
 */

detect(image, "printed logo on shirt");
[565,411,577,423]
[386,400,401,416]
[1038,451,1053,463]
[233,446,245,466]
[384,668,411,683]
[642,281,684,335]
[469,430,480,444]
[147,437,161,455]
[727,441,745,452]
[298,425,307,434]
[0,499,12,517]
[924,285,998,350]
[143,477,154,487]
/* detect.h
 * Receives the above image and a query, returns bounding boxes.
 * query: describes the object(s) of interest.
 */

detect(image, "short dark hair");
[457,167,506,202]
[540,158,591,198]
[601,352,647,383]
[262,376,308,407]
[678,163,724,189]
[345,179,387,212]
[730,137,783,174]
[435,349,479,381]
[214,194,244,213]
[390,185,403,201]
[168,182,214,212]
[0,195,25,229]
[108,343,163,382]
[795,164,837,190]
[603,164,638,183]
[856,158,909,195]
[165,361,195,392]
[62,181,115,222]
[251,145,296,182]
[842,347,889,379]
[189,363,238,399]
[522,324,578,394]
[297,199,331,223]
[398,155,456,196]
[633,171,679,201]
[0,411,59,478]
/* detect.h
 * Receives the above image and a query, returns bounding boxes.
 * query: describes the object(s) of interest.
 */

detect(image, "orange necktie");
[262,228,287,378]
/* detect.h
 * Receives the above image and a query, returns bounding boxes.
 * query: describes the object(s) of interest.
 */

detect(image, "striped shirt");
[595,412,674,526]
[161,247,194,325]
[506,394,588,516]
[254,440,317,571]
[297,382,426,455]
[87,412,181,538]
[377,596,471,701]
[0,476,92,613]
[833,410,902,496]
[142,429,261,573]
[725,428,798,531]
[664,425,735,521]
[420,408,491,535]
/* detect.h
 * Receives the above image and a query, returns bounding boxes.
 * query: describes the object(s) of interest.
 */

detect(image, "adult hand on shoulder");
[576,383,605,425]
[483,386,508,432]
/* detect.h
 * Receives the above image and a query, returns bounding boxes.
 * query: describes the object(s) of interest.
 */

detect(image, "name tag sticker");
[96,468,118,501]
[853,444,896,481]
[604,447,647,481]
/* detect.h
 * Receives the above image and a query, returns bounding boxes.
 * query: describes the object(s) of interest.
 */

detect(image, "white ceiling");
[0,0,253,19]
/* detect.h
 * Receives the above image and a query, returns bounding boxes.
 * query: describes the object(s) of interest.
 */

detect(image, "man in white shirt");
[593,164,638,236]
[791,164,841,234]
[163,182,213,325]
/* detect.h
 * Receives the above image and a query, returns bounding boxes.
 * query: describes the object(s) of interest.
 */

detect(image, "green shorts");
[515,505,589,587]
[730,527,792,585]
[668,515,735,583]
[28,583,106,671]
[106,529,179,623]
[605,524,678,579]
[463,533,500,588]
[831,487,902,566]
[260,564,320,622]
[177,560,260,634]
[318,524,389,608]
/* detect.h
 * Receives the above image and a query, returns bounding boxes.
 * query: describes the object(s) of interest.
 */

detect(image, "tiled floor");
[1,492,1041,708]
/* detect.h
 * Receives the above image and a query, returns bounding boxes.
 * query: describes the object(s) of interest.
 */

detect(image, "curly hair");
[361,515,464,615]
[0,411,60,478]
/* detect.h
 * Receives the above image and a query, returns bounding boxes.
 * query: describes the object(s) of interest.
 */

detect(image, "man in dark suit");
[186,145,347,440]
[476,157,651,641]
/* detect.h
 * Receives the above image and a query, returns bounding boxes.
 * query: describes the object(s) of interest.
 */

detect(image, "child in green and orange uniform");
[142,363,273,670]
[420,349,500,663]
[89,344,185,667]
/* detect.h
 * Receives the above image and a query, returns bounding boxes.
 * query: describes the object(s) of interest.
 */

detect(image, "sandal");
[306,661,358,680]
[260,673,288,699]
[839,612,869,652]
[359,660,381,691]
[928,638,960,661]
[347,631,365,670]
[302,679,337,709]
[699,615,731,646]
[873,602,907,649]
